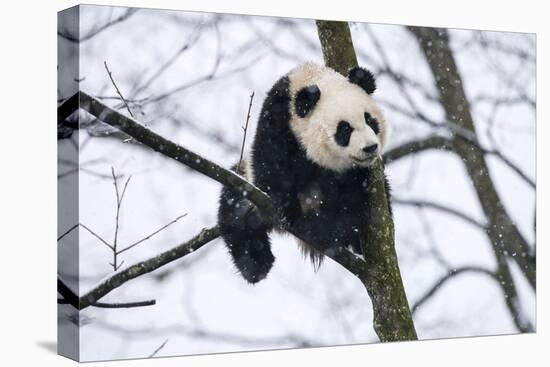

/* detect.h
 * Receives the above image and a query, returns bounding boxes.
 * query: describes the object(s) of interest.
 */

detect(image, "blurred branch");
[393,197,487,230]
[383,136,453,164]
[149,339,169,358]
[94,320,318,348]
[58,8,138,43]
[133,24,203,97]
[408,26,535,291]
[412,266,495,314]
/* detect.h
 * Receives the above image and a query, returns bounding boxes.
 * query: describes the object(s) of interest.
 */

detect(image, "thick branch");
[79,92,274,218]
[75,226,220,310]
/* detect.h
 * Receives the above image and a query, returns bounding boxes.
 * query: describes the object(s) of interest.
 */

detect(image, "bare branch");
[58,8,138,43]
[238,91,254,171]
[412,266,496,314]
[104,61,135,118]
[57,280,156,309]
[79,92,274,217]
[393,197,487,230]
[58,224,79,242]
[485,148,535,189]
[384,136,453,164]
[149,339,169,358]
[117,213,188,255]
[133,23,203,97]
[80,223,114,251]
[78,226,221,310]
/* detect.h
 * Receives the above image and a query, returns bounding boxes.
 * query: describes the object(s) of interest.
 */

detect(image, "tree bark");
[316,20,418,342]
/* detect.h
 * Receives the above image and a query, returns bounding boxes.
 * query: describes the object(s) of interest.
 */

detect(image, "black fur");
[335,121,354,147]
[295,85,321,118]
[218,164,275,283]
[348,66,376,94]
[364,112,380,135]
[218,69,392,284]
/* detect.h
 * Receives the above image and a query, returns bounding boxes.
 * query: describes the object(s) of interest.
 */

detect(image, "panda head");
[288,63,388,172]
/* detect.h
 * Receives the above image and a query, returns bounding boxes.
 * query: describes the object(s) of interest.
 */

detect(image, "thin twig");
[111,167,122,270]
[238,91,254,171]
[117,213,188,255]
[149,339,169,358]
[57,224,79,242]
[104,61,135,118]
[80,223,114,250]
[119,175,132,204]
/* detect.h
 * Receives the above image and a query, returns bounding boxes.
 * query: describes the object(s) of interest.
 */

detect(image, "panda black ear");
[348,66,376,94]
[295,85,321,118]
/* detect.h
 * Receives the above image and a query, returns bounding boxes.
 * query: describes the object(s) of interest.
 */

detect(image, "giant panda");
[218,62,391,283]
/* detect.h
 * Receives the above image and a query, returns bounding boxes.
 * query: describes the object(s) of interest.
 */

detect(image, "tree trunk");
[316,20,418,342]
[408,26,534,332]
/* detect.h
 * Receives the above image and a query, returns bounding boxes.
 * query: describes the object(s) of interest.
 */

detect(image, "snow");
[57,4,535,361]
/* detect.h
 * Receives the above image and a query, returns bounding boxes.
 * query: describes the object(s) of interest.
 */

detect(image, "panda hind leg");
[218,183,274,284]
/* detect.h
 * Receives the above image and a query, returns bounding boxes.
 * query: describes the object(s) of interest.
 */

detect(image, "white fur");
[288,63,388,172]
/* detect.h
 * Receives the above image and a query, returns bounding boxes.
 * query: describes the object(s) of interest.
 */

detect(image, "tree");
[59,18,418,343]
[58,6,535,360]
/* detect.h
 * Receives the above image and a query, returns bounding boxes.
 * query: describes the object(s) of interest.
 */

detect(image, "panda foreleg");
[218,184,275,284]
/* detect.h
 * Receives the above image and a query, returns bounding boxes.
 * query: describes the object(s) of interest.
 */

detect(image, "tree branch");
[79,91,275,218]
[412,266,495,314]
[71,226,221,310]
[383,136,453,164]
[393,197,487,230]
[58,8,138,43]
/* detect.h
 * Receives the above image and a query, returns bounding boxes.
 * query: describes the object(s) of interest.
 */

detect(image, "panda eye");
[364,112,380,135]
[335,121,354,147]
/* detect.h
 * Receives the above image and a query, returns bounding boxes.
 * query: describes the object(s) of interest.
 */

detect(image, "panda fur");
[218,62,391,284]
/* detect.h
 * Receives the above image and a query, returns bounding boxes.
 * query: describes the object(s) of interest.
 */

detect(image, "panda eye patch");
[335,121,354,147]
[364,112,380,135]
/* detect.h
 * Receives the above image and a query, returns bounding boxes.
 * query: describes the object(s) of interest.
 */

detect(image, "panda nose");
[362,144,378,154]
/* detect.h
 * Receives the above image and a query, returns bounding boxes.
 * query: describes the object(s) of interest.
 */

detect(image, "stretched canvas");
[57,4,536,362]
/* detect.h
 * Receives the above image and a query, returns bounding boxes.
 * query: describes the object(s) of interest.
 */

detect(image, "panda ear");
[348,66,376,94]
[295,85,321,118]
